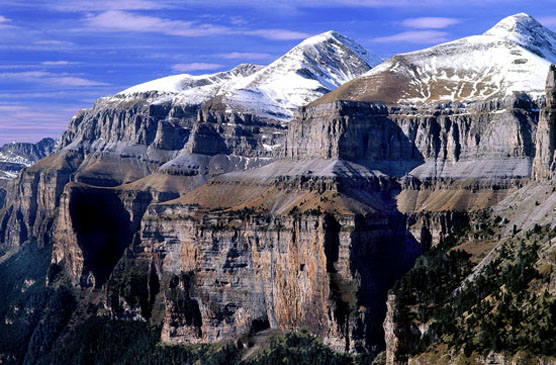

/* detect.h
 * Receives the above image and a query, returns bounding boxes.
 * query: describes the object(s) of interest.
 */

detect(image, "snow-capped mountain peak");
[0,138,57,180]
[115,30,380,120]
[117,63,263,96]
[484,12,556,62]
[215,30,382,119]
[295,30,382,69]
[313,13,555,106]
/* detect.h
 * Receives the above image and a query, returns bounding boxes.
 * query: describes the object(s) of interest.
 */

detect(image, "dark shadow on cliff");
[349,211,422,354]
[332,172,423,354]
[69,187,133,287]
[335,103,426,178]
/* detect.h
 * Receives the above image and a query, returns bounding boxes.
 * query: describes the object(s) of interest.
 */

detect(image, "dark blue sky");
[1,0,555,144]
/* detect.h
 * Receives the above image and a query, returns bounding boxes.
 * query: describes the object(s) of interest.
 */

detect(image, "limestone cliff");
[0,151,82,251]
[286,96,537,181]
[47,158,421,353]
[533,64,556,179]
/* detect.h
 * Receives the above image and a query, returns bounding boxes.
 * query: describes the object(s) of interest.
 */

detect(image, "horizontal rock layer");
[286,96,538,181]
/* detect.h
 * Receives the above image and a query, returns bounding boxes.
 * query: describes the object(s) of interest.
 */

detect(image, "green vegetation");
[0,240,50,363]
[392,223,556,358]
[243,330,353,365]
[40,317,241,365]
[40,319,374,365]
[0,240,76,364]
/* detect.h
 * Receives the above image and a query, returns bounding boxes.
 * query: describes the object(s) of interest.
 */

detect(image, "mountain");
[485,12,556,61]
[315,13,555,105]
[58,31,380,185]
[0,138,57,180]
[0,15,555,365]
[117,31,380,120]
[215,31,382,119]
[117,63,263,103]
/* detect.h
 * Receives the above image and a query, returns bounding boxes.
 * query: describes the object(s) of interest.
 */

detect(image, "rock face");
[287,96,537,182]
[80,160,422,353]
[533,64,556,179]
[383,294,421,365]
[0,151,82,251]
[58,97,284,186]
[44,156,423,352]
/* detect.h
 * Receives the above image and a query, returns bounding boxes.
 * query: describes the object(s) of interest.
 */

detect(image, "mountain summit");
[314,13,555,105]
[219,30,381,118]
[117,31,380,120]
[484,12,556,61]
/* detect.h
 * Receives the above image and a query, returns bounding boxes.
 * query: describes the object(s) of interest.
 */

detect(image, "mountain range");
[0,12,555,365]
[317,13,556,105]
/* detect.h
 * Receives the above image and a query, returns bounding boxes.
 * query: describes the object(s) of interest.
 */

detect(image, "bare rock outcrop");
[533,64,556,179]
[286,97,538,181]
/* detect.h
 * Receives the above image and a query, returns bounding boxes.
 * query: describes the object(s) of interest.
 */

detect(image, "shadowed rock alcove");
[69,187,132,287]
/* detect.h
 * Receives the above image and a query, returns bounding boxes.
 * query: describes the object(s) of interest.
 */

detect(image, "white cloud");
[171,63,224,72]
[49,0,168,11]
[0,71,52,78]
[86,11,230,37]
[84,11,309,40]
[0,71,108,86]
[218,52,272,60]
[371,30,449,44]
[41,61,75,65]
[401,17,461,29]
[51,77,108,86]
[0,14,16,30]
[244,29,310,40]
[35,40,75,46]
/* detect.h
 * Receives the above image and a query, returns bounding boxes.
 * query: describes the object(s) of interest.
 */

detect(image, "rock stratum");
[1,13,556,365]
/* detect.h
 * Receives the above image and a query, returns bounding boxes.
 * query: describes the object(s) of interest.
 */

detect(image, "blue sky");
[0,0,555,145]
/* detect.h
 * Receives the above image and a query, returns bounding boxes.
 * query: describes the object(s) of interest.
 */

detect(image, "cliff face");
[284,96,537,229]
[94,168,422,353]
[0,151,82,251]
[59,97,191,156]
[60,97,285,161]
[52,183,153,287]
[286,96,537,181]
[37,153,420,352]
[533,64,556,179]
